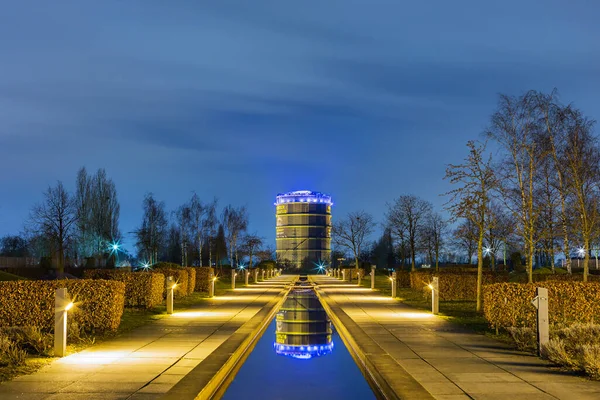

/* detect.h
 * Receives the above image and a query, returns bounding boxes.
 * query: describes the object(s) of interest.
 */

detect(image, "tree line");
[1,167,273,274]
[332,89,599,297]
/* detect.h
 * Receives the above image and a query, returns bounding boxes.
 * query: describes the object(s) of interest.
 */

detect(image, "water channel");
[222,283,376,399]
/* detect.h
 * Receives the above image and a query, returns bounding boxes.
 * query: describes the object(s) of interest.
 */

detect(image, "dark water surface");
[222,290,376,400]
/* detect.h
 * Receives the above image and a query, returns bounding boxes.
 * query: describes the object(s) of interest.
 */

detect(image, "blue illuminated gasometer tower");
[275,190,332,270]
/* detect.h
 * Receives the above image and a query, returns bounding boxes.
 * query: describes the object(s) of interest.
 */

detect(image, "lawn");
[357,272,505,339]
[0,270,27,281]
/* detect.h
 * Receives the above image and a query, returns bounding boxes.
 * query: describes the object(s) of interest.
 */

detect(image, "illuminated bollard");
[531,287,549,355]
[245,270,249,286]
[371,265,376,290]
[342,269,346,281]
[357,270,362,286]
[430,277,439,315]
[254,269,259,283]
[231,269,237,289]
[54,288,73,357]
[209,272,215,298]
[167,276,176,314]
[390,272,397,298]
[262,269,265,281]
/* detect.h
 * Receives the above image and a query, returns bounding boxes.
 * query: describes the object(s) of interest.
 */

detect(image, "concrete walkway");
[0,275,295,400]
[313,275,600,400]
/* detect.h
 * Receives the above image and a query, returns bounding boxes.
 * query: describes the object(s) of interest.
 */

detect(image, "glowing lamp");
[65,302,74,311]
[427,284,433,290]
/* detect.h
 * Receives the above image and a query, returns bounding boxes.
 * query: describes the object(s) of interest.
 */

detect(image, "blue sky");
[1,1,599,251]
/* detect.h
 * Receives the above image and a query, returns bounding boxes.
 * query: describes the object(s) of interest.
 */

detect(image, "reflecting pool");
[222,289,376,400]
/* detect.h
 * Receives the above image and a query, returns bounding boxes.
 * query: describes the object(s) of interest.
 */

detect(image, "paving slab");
[313,275,600,400]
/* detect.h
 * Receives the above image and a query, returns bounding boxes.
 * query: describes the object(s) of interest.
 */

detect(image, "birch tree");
[487,92,545,283]
[445,140,496,311]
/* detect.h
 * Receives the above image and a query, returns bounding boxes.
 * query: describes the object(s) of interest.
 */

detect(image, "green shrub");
[1,326,53,355]
[411,271,509,301]
[483,282,600,330]
[0,335,27,366]
[0,280,125,333]
[84,270,164,309]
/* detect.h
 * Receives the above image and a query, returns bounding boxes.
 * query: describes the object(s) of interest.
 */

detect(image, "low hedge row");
[410,271,509,301]
[483,282,600,330]
[83,270,164,309]
[0,280,125,333]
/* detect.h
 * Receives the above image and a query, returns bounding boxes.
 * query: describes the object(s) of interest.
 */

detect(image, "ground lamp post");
[370,265,376,290]
[429,277,439,315]
[54,288,74,357]
[209,272,215,298]
[357,270,362,285]
[254,269,259,283]
[342,269,346,281]
[167,276,176,314]
[231,269,237,289]
[390,272,397,298]
[245,270,250,286]
[531,287,549,356]
[261,269,265,280]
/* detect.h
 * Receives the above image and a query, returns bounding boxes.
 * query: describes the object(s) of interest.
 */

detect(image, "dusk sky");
[1,1,599,251]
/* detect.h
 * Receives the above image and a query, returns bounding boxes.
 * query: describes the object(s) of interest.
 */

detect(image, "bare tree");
[422,211,447,271]
[242,233,263,269]
[386,195,432,271]
[561,107,599,281]
[174,203,192,266]
[188,193,205,266]
[445,140,496,311]
[487,92,546,283]
[222,205,248,268]
[74,167,120,260]
[204,198,218,266]
[27,181,77,275]
[255,245,275,263]
[485,202,515,269]
[536,91,573,272]
[452,219,478,263]
[135,193,167,265]
[332,211,375,270]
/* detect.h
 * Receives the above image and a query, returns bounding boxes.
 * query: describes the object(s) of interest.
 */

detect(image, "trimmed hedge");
[0,280,125,333]
[183,267,196,295]
[194,267,215,292]
[411,271,509,301]
[83,270,164,309]
[396,271,411,288]
[153,267,189,299]
[483,282,600,330]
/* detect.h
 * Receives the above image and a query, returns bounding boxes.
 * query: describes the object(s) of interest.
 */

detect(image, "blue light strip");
[273,342,334,360]
[274,190,333,206]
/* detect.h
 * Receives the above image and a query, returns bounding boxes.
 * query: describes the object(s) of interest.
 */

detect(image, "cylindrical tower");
[275,190,332,269]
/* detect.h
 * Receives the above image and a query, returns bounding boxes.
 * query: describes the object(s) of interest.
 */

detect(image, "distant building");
[275,190,332,269]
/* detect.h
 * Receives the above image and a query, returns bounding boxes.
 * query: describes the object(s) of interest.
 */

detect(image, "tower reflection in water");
[273,289,333,359]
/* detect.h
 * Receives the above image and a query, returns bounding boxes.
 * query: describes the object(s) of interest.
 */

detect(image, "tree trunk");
[584,238,590,282]
[476,236,483,312]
